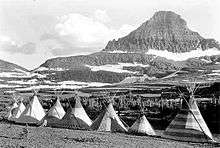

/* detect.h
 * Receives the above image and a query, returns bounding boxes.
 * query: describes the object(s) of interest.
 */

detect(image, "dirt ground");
[0,123,219,148]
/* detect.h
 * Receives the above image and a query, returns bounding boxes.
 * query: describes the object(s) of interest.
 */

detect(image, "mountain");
[33,11,220,86]
[1,11,219,90]
[104,11,220,53]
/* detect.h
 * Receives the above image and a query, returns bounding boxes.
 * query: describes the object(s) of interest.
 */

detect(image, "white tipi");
[72,96,92,126]
[47,98,65,119]
[53,104,90,130]
[90,102,128,132]
[129,114,156,136]
[43,98,66,127]
[16,95,46,124]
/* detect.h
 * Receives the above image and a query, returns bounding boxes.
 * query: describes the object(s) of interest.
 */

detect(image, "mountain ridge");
[104,11,220,53]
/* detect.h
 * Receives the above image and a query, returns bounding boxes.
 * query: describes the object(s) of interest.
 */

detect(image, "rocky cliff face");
[104,11,220,53]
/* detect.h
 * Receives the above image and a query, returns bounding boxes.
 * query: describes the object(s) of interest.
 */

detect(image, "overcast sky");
[0,0,220,69]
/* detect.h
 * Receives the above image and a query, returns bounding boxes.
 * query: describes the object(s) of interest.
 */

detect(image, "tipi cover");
[16,95,46,124]
[90,103,128,132]
[72,97,92,126]
[53,106,90,130]
[128,114,156,136]
[9,102,26,121]
[43,98,66,127]
[164,98,215,143]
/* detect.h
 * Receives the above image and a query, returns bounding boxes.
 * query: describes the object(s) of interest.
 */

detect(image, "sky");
[0,0,220,70]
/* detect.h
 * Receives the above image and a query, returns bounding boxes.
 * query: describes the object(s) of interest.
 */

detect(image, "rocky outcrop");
[104,11,220,53]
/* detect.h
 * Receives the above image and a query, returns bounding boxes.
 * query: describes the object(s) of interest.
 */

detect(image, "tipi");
[128,114,156,136]
[43,98,66,127]
[164,83,215,142]
[52,97,91,130]
[53,107,90,130]
[90,102,128,132]
[16,95,46,125]
[9,101,26,121]
[72,96,92,126]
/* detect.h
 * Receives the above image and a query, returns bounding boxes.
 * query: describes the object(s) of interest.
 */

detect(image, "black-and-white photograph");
[0,0,220,147]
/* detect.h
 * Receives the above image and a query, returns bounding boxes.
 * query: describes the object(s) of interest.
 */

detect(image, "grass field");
[0,123,219,148]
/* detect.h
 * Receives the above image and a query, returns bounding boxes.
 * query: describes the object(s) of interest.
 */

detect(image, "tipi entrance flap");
[185,112,202,131]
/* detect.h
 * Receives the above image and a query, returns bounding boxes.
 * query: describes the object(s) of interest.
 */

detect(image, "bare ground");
[0,123,219,148]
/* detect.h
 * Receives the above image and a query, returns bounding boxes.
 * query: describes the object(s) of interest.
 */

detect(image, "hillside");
[0,59,28,73]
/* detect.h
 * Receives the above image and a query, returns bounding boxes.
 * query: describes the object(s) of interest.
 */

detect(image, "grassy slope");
[0,123,214,148]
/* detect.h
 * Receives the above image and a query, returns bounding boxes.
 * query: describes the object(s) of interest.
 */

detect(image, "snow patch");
[0,84,21,88]
[208,73,220,76]
[106,50,134,53]
[35,67,68,72]
[86,62,149,73]
[146,48,220,61]
[0,72,26,78]
[0,71,46,78]
[212,70,220,73]
[8,79,38,85]
[58,80,110,87]
[16,81,111,91]
[200,58,212,63]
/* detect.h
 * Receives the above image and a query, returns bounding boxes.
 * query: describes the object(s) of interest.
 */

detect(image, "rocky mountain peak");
[104,11,219,53]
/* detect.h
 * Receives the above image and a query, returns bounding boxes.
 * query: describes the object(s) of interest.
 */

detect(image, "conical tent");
[164,97,215,142]
[90,103,128,132]
[188,98,213,141]
[72,97,92,126]
[10,102,26,121]
[7,102,18,120]
[47,98,65,119]
[43,98,66,127]
[16,95,46,124]
[128,114,156,136]
[53,106,90,130]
